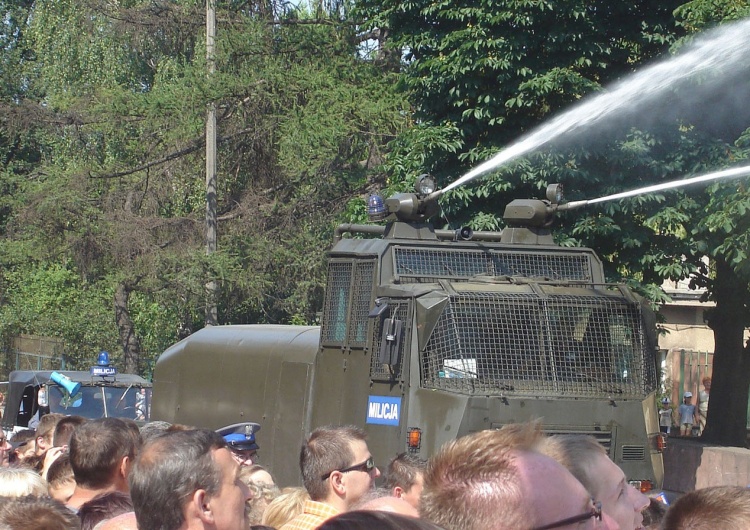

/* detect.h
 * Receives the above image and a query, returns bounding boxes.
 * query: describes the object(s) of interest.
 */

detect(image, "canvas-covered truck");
[152,179,664,489]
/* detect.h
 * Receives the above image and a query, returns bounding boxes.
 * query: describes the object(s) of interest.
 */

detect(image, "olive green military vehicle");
[2,369,152,433]
[152,178,663,489]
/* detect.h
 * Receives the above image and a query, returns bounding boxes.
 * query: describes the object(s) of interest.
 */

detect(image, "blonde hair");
[536,434,607,497]
[661,486,750,529]
[421,422,544,530]
[0,467,48,497]
[240,466,280,525]
[261,487,310,528]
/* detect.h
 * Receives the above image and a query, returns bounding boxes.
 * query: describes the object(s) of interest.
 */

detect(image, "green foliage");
[26,0,153,99]
[0,261,119,369]
[356,0,683,185]
[675,0,750,30]
[0,0,408,374]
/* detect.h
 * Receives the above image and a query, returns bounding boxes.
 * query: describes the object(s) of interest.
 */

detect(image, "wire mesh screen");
[421,291,655,398]
[348,261,375,346]
[394,247,592,283]
[494,251,591,281]
[321,260,375,346]
[370,301,410,381]
[321,261,353,344]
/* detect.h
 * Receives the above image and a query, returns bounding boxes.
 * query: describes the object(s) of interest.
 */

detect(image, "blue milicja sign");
[366,395,401,426]
[90,366,117,376]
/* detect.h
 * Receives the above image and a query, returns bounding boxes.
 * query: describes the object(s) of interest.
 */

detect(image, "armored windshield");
[47,384,151,421]
[421,288,656,398]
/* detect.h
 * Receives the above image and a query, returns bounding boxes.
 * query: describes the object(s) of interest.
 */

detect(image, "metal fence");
[3,335,66,379]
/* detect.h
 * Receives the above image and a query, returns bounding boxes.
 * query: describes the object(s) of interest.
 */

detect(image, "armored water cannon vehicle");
[152,178,663,489]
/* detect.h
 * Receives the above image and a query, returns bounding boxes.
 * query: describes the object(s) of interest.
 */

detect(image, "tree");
[671,0,750,446]
[356,0,750,445]
[0,0,409,374]
[355,0,681,188]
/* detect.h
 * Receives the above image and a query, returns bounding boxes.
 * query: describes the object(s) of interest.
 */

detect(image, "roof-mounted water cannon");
[367,174,440,223]
[500,184,565,245]
[497,163,750,244]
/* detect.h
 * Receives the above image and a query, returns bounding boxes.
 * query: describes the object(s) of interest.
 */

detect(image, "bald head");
[421,424,614,530]
[357,495,419,517]
[514,450,598,528]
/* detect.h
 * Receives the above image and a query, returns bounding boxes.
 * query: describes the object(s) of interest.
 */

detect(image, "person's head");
[138,420,173,444]
[53,415,88,448]
[240,466,280,525]
[642,497,668,529]
[217,422,261,468]
[0,495,82,530]
[537,435,649,530]
[129,428,250,530]
[19,452,45,473]
[421,423,615,530]
[660,486,750,529]
[702,377,711,391]
[243,464,275,487]
[353,488,420,517]
[660,397,670,409]
[317,510,445,530]
[69,417,141,492]
[35,412,65,455]
[9,429,37,463]
[95,511,137,530]
[78,492,134,530]
[383,453,427,510]
[47,453,77,503]
[0,430,12,467]
[261,487,310,529]
[0,467,48,497]
[300,425,380,510]
[683,391,693,403]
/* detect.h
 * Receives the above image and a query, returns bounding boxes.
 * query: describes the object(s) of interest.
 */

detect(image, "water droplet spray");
[429,18,750,201]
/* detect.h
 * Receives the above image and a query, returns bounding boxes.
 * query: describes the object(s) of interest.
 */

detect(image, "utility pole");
[205,0,219,326]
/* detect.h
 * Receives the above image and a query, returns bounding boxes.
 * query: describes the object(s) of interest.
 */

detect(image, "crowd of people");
[0,413,747,530]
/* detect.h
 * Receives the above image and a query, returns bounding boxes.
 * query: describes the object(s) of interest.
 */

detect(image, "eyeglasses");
[230,449,258,465]
[532,500,602,530]
[321,456,375,480]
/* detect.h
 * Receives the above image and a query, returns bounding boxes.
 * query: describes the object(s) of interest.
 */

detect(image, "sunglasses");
[532,500,602,530]
[321,456,376,480]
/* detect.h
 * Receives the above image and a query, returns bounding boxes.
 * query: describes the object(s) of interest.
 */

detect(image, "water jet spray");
[557,165,750,211]
[426,17,750,202]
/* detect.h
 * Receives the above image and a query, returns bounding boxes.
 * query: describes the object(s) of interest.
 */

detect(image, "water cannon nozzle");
[456,226,473,240]
[546,183,564,204]
[556,199,590,212]
[415,174,437,198]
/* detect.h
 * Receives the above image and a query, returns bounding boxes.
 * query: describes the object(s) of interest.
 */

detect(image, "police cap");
[216,422,261,452]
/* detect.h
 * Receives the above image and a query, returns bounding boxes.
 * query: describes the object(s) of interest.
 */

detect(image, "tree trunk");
[701,258,750,447]
[114,282,142,375]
